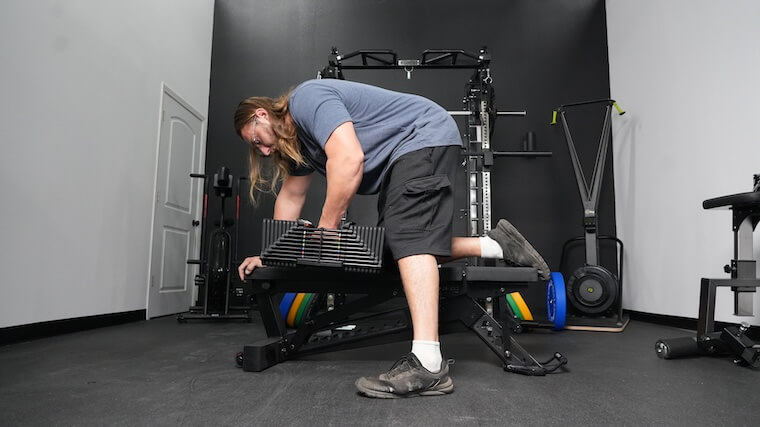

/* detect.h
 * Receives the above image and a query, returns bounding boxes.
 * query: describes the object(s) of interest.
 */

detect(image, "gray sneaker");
[355,353,454,398]
[488,219,551,280]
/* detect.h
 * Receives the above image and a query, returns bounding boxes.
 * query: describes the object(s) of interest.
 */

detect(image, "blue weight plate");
[279,292,297,321]
[546,272,567,330]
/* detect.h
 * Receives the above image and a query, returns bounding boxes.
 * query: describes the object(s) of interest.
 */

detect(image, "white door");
[147,86,205,318]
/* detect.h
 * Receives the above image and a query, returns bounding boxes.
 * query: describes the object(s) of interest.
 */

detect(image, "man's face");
[241,114,277,156]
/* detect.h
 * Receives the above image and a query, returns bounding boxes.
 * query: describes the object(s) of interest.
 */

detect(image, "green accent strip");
[295,293,313,326]
[505,294,523,320]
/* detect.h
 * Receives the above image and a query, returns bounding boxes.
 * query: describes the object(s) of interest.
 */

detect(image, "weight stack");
[260,219,385,273]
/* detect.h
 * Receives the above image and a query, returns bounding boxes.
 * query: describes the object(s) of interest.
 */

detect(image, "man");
[235,79,549,398]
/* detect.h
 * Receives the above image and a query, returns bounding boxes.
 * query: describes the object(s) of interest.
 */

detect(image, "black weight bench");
[239,264,567,375]
[656,190,760,367]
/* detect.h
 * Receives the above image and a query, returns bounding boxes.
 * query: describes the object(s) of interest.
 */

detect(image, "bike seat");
[703,191,760,210]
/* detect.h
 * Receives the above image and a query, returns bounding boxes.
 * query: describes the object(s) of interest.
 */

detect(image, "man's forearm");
[273,174,312,221]
[319,158,362,228]
[274,193,306,221]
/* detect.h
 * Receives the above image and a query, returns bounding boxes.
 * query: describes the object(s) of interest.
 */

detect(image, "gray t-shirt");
[288,79,462,195]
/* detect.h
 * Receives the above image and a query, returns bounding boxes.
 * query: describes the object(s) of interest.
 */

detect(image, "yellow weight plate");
[287,293,306,327]
[509,292,534,321]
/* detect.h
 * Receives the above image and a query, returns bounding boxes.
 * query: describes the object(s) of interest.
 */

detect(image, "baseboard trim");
[626,310,757,332]
[0,310,146,346]
[626,310,698,330]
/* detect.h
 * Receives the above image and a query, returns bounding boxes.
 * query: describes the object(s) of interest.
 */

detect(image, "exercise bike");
[178,166,251,322]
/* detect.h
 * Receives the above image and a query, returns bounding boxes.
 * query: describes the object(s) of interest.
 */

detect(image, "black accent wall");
[205,0,616,280]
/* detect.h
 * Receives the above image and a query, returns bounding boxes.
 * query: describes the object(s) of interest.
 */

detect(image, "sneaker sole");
[356,377,454,399]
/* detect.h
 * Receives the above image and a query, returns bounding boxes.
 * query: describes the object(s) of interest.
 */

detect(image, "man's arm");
[239,173,313,280]
[319,121,364,229]
[274,174,313,220]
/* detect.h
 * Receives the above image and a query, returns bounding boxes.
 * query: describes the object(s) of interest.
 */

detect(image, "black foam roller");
[655,336,699,359]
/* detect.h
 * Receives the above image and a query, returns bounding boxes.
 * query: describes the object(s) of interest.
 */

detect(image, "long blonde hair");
[233,93,306,203]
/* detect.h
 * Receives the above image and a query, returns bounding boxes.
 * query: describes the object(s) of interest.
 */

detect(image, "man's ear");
[254,107,269,120]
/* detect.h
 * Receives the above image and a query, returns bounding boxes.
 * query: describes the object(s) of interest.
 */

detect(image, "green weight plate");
[505,293,524,320]
[302,293,320,324]
[287,293,306,328]
[294,293,314,326]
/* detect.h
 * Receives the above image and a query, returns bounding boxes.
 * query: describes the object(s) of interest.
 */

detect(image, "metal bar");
[559,98,613,109]
[480,106,490,150]
[736,215,755,267]
[448,110,527,117]
[421,49,482,65]
[560,110,591,202]
[697,278,718,338]
[588,104,613,209]
[479,102,493,233]
[336,64,486,70]
[734,291,754,316]
[483,171,492,232]
[585,230,598,265]
[462,151,552,157]
[336,49,396,65]
[732,202,758,315]
[697,278,760,336]
[256,289,287,338]
[440,295,548,375]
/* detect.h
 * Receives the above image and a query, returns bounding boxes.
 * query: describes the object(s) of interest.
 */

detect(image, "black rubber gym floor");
[0,316,756,426]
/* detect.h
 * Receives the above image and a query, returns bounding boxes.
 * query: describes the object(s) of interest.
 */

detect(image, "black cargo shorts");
[377,145,460,260]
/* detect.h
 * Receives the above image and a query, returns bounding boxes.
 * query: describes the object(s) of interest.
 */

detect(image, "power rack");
[320,46,551,241]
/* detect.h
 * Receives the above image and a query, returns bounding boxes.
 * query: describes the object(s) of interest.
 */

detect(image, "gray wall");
[0,0,215,328]
[607,0,760,325]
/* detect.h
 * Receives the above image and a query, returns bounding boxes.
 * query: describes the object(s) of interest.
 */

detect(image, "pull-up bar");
[319,47,491,80]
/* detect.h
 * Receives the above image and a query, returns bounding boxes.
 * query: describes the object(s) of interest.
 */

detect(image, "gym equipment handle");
[549,99,625,125]
[558,98,620,109]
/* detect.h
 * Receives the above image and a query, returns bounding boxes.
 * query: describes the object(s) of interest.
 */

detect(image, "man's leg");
[446,222,551,280]
[449,236,481,259]
[354,253,453,398]
[356,146,456,398]
[397,254,439,341]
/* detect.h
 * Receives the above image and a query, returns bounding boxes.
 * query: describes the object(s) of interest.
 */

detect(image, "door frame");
[145,83,207,319]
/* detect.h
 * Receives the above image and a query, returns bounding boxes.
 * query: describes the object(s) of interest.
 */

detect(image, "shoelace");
[387,354,417,376]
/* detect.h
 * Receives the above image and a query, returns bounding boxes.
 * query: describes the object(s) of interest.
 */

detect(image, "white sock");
[412,340,443,373]
[480,236,503,259]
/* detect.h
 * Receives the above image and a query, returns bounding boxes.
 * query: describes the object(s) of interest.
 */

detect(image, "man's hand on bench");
[238,256,264,281]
